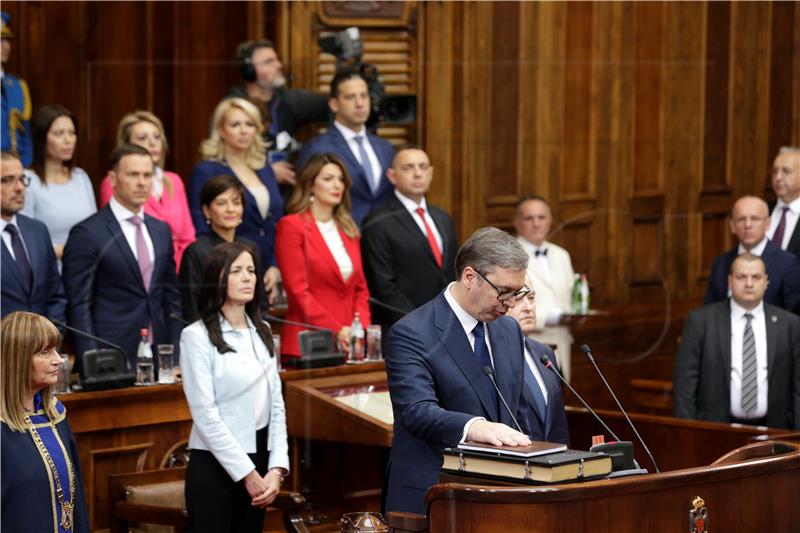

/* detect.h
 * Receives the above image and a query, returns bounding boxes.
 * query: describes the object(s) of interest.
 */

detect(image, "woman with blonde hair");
[1,311,89,533]
[189,98,283,302]
[275,153,371,359]
[98,110,196,269]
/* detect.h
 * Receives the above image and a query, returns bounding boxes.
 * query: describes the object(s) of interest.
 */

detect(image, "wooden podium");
[388,440,800,532]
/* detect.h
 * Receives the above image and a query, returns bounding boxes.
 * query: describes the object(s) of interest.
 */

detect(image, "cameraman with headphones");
[230,40,329,188]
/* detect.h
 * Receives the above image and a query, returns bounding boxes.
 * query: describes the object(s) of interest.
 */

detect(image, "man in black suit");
[62,144,183,372]
[505,276,570,445]
[768,147,799,256]
[361,145,458,328]
[674,253,800,429]
[1,151,66,321]
[704,195,800,313]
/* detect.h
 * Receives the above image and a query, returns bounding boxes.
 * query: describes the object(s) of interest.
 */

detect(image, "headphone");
[236,39,276,83]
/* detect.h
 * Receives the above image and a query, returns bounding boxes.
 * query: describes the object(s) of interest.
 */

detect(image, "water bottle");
[572,273,582,314]
[348,312,365,363]
[136,329,155,385]
[579,274,590,314]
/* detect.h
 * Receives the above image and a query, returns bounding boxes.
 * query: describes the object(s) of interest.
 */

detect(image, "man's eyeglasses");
[475,270,531,303]
[0,174,31,187]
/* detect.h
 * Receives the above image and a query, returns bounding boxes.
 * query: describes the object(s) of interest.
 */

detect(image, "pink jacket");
[99,170,195,270]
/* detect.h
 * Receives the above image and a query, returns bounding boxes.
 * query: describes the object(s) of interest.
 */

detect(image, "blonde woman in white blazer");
[180,241,288,533]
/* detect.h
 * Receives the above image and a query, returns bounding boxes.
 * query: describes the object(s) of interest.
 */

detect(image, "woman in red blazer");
[275,153,371,358]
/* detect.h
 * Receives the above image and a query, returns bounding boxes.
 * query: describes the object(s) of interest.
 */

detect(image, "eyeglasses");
[731,215,768,225]
[475,270,531,303]
[0,174,31,187]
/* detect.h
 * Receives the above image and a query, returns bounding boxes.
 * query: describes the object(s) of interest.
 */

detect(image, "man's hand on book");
[466,420,531,447]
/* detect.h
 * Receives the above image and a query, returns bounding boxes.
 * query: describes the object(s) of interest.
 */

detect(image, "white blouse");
[316,218,353,281]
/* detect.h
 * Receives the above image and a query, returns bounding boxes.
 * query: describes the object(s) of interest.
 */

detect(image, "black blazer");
[673,299,800,429]
[360,195,458,327]
[522,338,570,445]
[62,206,183,370]
[769,202,800,257]
[1,214,66,321]
[704,240,800,313]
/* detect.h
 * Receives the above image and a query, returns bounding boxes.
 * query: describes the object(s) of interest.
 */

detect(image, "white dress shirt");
[108,197,155,263]
[729,300,768,420]
[443,283,497,441]
[0,215,30,261]
[518,238,553,284]
[767,196,800,251]
[523,344,549,404]
[316,218,353,281]
[333,121,383,191]
[737,237,768,257]
[394,190,443,252]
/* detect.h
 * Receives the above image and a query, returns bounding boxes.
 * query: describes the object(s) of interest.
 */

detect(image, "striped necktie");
[740,313,758,416]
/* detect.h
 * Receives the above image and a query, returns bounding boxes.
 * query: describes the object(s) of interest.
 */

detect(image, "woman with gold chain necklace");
[1,311,89,533]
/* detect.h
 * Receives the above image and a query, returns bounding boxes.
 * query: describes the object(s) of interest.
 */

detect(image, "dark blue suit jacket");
[1,214,66,322]
[384,292,532,515]
[188,160,283,269]
[523,338,570,445]
[62,206,183,370]
[704,240,800,313]
[298,126,394,226]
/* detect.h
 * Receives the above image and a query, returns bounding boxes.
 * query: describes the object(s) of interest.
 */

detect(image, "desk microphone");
[581,344,660,473]
[368,297,411,316]
[49,318,129,358]
[169,312,191,326]
[264,314,332,332]
[482,367,524,434]
[539,354,621,441]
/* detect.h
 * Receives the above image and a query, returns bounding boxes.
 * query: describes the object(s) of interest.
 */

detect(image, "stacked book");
[442,441,612,484]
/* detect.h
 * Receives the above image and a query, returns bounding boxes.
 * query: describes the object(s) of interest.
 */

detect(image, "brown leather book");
[457,440,567,458]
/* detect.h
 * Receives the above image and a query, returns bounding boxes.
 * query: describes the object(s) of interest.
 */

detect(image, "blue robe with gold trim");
[1,72,33,167]
[1,394,89,533]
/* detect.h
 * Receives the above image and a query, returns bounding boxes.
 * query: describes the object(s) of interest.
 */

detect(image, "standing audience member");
[361,145,457,328]
[1,151,66,321]
[21,105,96,262]
[505,278,570,445]
[181,242,288,533]
[1,311,89,533]
[705,195,800,313]
[384,227,532,515]
[62,144,183,372]
[229,39,328,188]
[298,69,393,225]
[190,98,283,302]
[674,254,800,429]
[1,12,33,167]
[768,147,800,256]
[180,175,260,323]
[275,153,371,359]
[99,111,195,269]
[513,196,576,379]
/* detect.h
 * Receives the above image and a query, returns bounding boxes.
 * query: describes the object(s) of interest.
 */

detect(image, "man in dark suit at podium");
[674,253,800,429]
[62,144,183,371]
[505,278,570,445]
[361,145,458,328]
[297,69,394,225]
[384,227,533,515]
[1,151,66,321]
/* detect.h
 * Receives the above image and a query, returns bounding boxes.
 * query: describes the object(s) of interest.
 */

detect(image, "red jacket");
[276,212,371,357]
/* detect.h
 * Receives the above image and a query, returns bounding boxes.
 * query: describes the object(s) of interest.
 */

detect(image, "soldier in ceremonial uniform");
[1,12,33,167]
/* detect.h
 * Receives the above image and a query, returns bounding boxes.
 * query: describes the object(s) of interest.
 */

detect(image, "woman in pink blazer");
[99,111,195,269]
[275,153,371,359]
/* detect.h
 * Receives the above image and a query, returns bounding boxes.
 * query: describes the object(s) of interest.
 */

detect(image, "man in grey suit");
[673,253,800,429]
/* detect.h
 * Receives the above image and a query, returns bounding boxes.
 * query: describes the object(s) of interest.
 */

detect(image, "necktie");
[415,207,443,268]
[771,206,789,248]
[353,135,378,193]
[523,361,548,428]
[534,248,548,257]
[472,322,500,420]
[4,224,33,293]
[129,216,153,291]
[740,313,758,416]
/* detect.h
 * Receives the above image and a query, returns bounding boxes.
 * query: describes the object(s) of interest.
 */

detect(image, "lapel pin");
[771,315,778,323]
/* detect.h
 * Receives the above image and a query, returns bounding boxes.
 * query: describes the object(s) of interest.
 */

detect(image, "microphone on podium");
[482,367,525,434]
[264,314,333,332]
[580,345,660,473]
[368,296,411,317]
